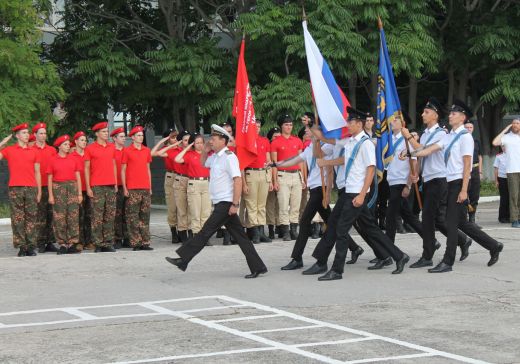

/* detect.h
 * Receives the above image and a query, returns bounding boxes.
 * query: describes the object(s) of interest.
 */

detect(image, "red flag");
[233,39,258,170]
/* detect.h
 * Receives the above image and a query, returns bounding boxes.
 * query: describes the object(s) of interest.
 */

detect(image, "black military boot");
[216,228,223,238]
[290,223,299,240]
[222,230,231,245]
[258,226,272,243]
[468,212,476,223]
[26,246,37,256]
[268,225,275,240]
[178,230,188,243]
[122,238,131,248]
[276,225,283,238]
[246,227,255,241]
[17,247,27,257]
[396,218,407,234]
[113,239,122,249]
[171,226,179,244]
[311,223,320,239]
[251,227,260,244]
[280,225,291,241]
[38,243,46,254]
[45,242,58,252]
[188,230,194,239]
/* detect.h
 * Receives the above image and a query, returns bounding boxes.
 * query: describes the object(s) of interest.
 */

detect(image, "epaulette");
[225,150,233,155]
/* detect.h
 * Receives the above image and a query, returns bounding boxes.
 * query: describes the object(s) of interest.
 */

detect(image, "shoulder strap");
[444,130,469,165]
[392,136,404,157]
[334,146,346,174]
[425,127,444,146]
[344,136,369,183]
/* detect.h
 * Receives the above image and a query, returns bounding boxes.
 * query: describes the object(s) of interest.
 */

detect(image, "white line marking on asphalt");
[247,324,324,334]
[209,313,283,323]
[178,304,246,314]
[344,352,435,363]
[0,295,492,364]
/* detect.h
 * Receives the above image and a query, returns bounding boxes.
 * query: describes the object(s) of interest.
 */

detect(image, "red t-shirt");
[247,136,271,168]
[70,151,86,191]
[84,141,116,186]
[163,148,176,172]
[114,147,125,186]
[1,145,40,187]
[303,139,312,149]
[170,147,189,175]
[122,144,152,189]
[32,143,57,186]
[270,135,303,171]
[184,150,210,178]
[46,154,81,182]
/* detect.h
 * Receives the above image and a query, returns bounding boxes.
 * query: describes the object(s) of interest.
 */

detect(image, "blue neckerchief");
[444,129,469,165]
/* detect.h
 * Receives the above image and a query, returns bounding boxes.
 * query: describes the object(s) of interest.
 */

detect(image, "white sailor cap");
[211,124,231,140]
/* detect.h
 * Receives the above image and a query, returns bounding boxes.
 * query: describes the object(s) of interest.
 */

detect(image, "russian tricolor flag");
[303,21,349,139]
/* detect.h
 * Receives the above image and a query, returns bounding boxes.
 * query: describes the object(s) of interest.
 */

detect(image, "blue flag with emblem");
[376,20,401,181]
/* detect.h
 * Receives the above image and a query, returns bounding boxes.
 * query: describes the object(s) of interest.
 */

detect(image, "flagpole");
[303,5,328,208]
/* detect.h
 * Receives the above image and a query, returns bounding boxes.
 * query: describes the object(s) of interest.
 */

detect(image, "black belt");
[245,167,266,171]
[189,177,209,181]
[278,170,299,173]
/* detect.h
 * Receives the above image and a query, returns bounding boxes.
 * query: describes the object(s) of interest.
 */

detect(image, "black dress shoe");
[346,247,364,264]
[245,268,268,279]
[45,243,59,252]
[67,245,81,254]
[122,238,131,248]
[318,270,342,281]
[140,245,154,251]
[101,246,117,252]
[368,257,393,270]
[302,262,327,275]
[57,246,68,255]
[281,259,303,270]
[369,257,379,264]
[428,261,452,273]
[459,238,472,261]
[409,257,433,268]
[26,248,37,256]
[38,245,46,254]
[392,254,409,274]
[17,248,26,257]
[434,240,441,251]
[165,257,188,271]
[488,243,503,267]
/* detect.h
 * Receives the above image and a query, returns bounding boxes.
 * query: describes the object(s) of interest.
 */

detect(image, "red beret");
[28,134,36,142]
[53,135,70,148]
[32,122,47,133]
[110,127,125,137]
[92,121,108,132]
[129,126,144,136]
[73,131,86,141]
[12,123,29,132]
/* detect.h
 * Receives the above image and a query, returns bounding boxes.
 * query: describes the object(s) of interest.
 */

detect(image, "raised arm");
[492,124,512,147]
[174,143,193,164]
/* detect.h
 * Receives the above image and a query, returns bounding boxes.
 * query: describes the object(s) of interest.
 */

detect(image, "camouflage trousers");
[91,186,116,247]
[125,189,151,247]
[79,192,92,245]
[35,188,55,247]
[8,187,38,249]
[52,181,80,246]
[114,187,128,241]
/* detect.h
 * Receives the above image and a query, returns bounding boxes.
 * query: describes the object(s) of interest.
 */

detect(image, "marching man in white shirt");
[412,100,503,272]
[165,125,267,279]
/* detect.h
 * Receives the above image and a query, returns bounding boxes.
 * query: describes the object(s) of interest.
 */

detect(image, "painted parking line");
[0,295,492,364]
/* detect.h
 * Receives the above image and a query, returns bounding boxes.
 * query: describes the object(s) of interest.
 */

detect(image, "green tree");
[0,0,64,134]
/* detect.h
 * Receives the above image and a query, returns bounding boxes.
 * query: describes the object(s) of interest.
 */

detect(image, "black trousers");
[331,193,404,273]
[291,187,331,261]
[176,202,266,273]
[444,180,500,266]
[386,184,424,243]
[498,177,510,220]
[421,178,470,260]
[312,189,364,265]
[375,171,389,224]
[468,167,481,211]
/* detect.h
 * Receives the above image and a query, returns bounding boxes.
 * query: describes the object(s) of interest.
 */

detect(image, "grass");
[480,180,499,197]
[0,202,10,218]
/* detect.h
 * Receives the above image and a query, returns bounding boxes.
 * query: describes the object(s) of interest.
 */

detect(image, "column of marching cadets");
[2,99,516,280]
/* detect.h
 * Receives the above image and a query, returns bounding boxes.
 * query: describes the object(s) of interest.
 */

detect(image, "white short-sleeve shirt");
[334,138,349,189]
[343,132,376,194]
[436,125,474,182]
[205,147,241,204]
[419,123,447,182]
[299,143,334,189]
[387,132,416,186]
[501,132,520,173]
[493,153,507,178]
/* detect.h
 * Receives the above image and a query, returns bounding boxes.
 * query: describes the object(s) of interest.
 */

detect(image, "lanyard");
[344,136,369,183]
[444,130,469,165]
